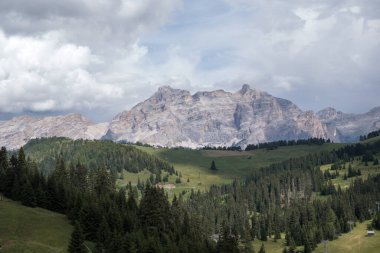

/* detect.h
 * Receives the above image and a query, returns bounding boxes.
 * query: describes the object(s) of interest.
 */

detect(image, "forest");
[0,138,380,252]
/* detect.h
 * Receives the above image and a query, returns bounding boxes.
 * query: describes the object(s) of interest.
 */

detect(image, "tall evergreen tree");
[210,160,218,171]
[216,224,239,253]
[20,177,37,207]
[68,222,86,253]
[258,243,266,253]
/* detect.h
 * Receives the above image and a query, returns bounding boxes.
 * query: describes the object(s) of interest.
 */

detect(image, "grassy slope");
[0,198,72,253]
[251,235,287,253]
[319,154,380,189]
[313,221,380,253]
[250,221,380,253]
[362,136,380,144]
[117,143,343,195]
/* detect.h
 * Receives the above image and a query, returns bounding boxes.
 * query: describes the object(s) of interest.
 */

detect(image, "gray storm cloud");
[0,0,379,121]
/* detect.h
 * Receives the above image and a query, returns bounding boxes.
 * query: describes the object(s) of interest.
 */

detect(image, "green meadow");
[319,155,380,189]
[0,198,72,253]
[249,221,379,253]
[117,143,343,195]
[313,221,380,253]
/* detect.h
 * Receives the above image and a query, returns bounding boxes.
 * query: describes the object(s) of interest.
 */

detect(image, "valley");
[121,143,344,193]
[1,135,379,252]
[1,1,379,252]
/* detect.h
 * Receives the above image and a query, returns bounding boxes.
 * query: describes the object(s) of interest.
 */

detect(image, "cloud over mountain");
[0,0,379,121]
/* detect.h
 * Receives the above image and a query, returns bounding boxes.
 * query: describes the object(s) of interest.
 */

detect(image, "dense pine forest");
[23,137,174,175]
[0,138,380,252]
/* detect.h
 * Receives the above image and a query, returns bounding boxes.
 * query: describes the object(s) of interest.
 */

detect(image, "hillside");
[0,198,72,253]
[23,137,174,175]
[1,139,380,253]
[249,220,379,253]
[117,143,344,193]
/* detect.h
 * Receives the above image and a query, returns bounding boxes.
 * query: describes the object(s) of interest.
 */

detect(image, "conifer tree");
[258,243,266,253]
[372,213,380,230]
[303,240,312,253]
[20,178,37,207]
[97,217,111,248]
[210,160,218,171]
[68,222,86,253]
[216,224,239,253]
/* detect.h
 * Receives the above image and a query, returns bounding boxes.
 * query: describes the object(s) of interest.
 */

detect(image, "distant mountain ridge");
[0,113,108,149]
[1,85,379,149]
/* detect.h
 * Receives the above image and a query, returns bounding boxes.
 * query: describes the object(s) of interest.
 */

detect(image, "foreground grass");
[117,144,343,194]
[0,198,72,253]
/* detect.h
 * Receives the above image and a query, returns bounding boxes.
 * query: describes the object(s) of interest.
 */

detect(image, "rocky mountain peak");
[369,106,380,114]
[240,84,251,94]
[317,107,344,122]
[152,86,191,103]
[235,84,268,101]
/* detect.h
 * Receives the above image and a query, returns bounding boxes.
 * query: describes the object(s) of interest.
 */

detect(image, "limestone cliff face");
[0,113,108,150]
[1,85,379,149]
[106,85,329,148]
[317,107,380,142]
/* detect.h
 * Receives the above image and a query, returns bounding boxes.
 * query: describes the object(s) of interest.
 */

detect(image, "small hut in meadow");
[367,230,375,236]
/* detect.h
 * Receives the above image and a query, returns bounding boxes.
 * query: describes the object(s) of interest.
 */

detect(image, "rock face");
[0,113,109,150]
[106,85,331,148]
[317,106,380,143]
[1,85,379,149]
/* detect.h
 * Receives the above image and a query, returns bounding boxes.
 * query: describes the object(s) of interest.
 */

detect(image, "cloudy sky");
[0,0,379,122]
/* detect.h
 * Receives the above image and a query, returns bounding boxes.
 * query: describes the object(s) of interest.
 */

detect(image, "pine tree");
[260,218,267,241]
[216,224,239,253]
[303,240,312,253]
[68,222,86,253]
[20,178,37,207]
[97,217,111,248]
[0,147,8,193]
[139,185,171,232]
[210,160,218,171]
[258,243,266,253]
[372,213,380,230]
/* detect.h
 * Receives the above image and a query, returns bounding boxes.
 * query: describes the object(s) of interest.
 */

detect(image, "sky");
[0,0,379,122]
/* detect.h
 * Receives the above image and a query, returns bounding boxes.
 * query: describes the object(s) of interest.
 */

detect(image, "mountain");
[102,86,309,147]
[1,85,379,149]
[105,85,380,148]
[0,113,108,150]
[317,106,380,142]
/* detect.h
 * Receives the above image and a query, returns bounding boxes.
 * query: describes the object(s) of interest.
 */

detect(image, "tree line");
[245,138,331,151]
[359,129,380,141]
